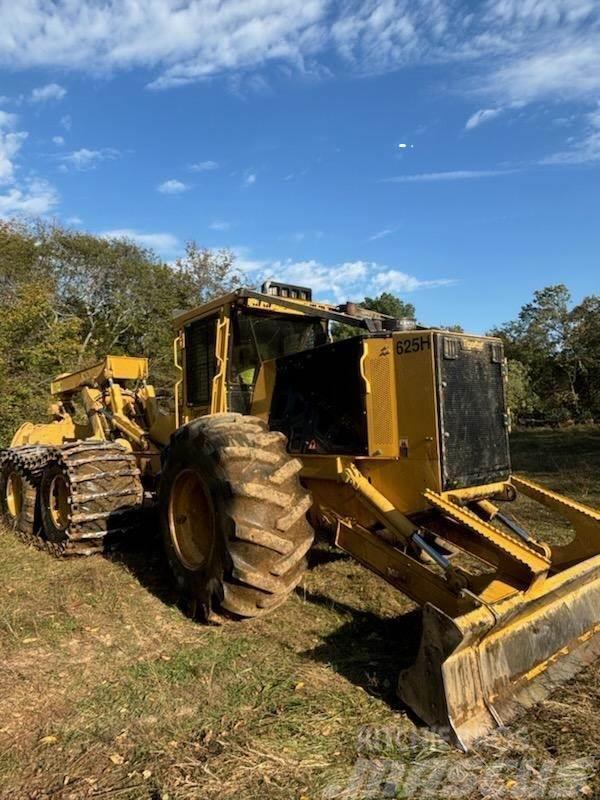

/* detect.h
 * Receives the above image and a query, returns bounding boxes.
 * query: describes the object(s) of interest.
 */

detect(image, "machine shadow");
[104,517,354,616]
[297,588,424,715]
[106,513,422,724]
[105,510,180,609]
[306,541,350,569]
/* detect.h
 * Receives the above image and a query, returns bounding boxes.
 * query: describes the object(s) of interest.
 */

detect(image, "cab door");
[183,315,218,416]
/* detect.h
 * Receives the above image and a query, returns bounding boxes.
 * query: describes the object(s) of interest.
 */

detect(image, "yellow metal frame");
[51,355,148,396]
[211,306,230,414]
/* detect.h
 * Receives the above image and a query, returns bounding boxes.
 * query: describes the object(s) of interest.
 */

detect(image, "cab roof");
[172,287,402,332]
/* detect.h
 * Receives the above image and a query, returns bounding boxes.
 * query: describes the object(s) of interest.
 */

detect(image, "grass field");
[0,428,599,799]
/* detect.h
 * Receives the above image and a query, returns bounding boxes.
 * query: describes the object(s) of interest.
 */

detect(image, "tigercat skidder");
[1,282,599,749]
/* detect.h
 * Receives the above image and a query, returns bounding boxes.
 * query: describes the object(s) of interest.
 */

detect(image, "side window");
[228,313,260,413]
[185,317,217,406]
[230,314,260,387]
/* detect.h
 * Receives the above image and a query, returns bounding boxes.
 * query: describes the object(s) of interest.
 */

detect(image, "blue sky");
[0,1,599,332]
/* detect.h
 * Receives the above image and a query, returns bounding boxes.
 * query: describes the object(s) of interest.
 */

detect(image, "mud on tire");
[38,442,144,556]
[0,457,36,535]
[159,413,315,620]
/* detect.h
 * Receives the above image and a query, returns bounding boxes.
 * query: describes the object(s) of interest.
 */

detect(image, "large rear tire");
[159,413,314,620]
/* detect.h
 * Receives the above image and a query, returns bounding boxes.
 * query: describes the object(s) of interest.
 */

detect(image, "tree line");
[491,285,600,425]
[0,219,597,445]
[0,219,242,445]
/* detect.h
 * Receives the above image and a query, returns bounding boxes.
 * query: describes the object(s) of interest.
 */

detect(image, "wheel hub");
[49,473,69,530]
[169,469,215,571]
[6,471,23,520]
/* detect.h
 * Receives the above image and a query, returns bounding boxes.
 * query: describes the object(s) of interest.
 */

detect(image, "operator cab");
[175,281,406,421]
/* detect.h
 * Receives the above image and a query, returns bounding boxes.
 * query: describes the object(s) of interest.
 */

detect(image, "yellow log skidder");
[1,280,599,750]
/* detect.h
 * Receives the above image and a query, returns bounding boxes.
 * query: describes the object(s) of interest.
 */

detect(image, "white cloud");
[157,178,188,194]
[290,230,323,242]
[60,147,119,170]
[465,108,503,130]
[331,1,453,75]
[60,114,72,131]
[372,270,455,292]
[243,172,257,187]
[383,169,515,183]
[0,110,18,130]
[542,105,600,164]
[0,131,27,184]
[235,250,454,303]
[368,227,395,241]
[0,0,327,89]
[30,83,67,103]
[0,0,597,112]
[209,219,231,231]
[0,112,28,185]
[483,38,600,104]
[1,2,599,179]
[269,260,369,301]
[52,135,65,146]
[66,215,82,225]
[190,160,219,172]
[101,228,180,254]
[231,248,269,276]
[0,109,59,216]
[0,178,59,216]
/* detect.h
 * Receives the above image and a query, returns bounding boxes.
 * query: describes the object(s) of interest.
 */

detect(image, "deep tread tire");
[159,413,315,620]
[39,442,143,555]
[0,460,36,535]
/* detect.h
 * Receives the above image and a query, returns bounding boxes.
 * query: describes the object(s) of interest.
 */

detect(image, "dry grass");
[0,428,599,799]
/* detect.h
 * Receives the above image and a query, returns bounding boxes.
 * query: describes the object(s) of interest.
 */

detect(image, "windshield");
[230,311,327,388]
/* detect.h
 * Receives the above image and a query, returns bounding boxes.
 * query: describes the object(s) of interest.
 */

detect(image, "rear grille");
[435,334,510,489]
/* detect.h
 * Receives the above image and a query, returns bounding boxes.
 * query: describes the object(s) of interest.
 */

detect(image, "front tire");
[159,413,314,620]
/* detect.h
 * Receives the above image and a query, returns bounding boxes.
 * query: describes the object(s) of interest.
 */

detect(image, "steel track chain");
[0,441,144,557]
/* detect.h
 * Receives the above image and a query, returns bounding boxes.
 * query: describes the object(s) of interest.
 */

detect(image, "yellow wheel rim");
[169,469,214,571]
[49,474,69,531]
[6,471,23,520]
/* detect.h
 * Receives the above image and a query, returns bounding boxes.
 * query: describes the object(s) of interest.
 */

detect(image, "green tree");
[570,295,600,419]
[0,223,83,443]
[492,284,600,422]
[506,360,539,418]
[173,241,244,305]
[361,292,415,319]
[491,285,574,415]
[332,292,417,340]
[0,220,244,444]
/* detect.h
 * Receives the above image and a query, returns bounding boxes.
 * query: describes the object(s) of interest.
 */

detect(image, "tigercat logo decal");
[461,338,485,351]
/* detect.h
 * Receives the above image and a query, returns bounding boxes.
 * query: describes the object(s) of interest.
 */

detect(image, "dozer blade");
[399,553,600,750]
[398,483,600,751]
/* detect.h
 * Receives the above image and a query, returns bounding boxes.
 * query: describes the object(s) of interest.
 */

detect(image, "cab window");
[228,310,327,411]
